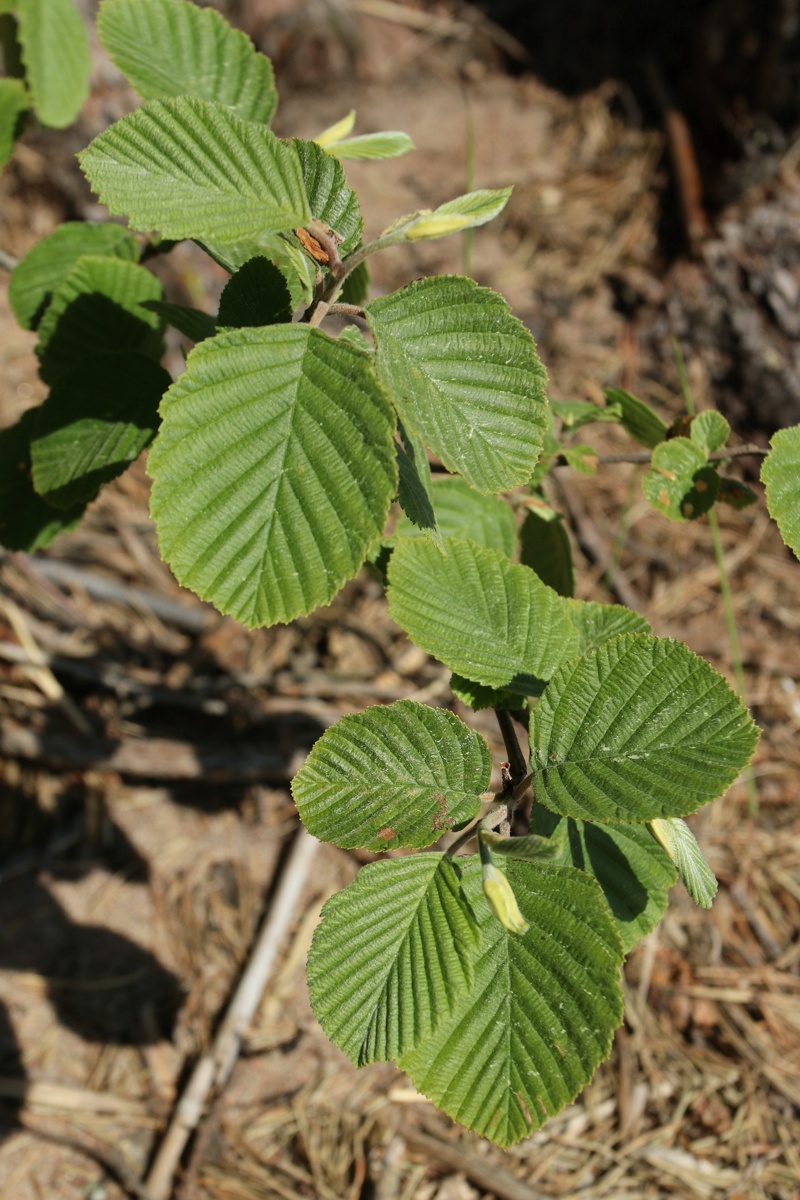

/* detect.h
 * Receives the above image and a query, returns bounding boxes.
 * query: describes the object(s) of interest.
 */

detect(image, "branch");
[557,443,768,467]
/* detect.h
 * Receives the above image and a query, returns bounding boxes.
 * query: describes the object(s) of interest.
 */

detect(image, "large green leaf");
[642,437,719,521]
[396,476,517,557]
[519,507,574,596]
[399,858,623,1148]
[292,700,491,851]
[148,325,397,628]
[17,0,90,127]
[35,255,164,385]
[97,0,277,124]
[30,351,171,507]
[0,408,86,550]
[563,598,650,653]
[367,276,547,494]
[79,96,310,244]
[531,808,676,952]
[388,536,580,694]
[762,424,800,560]
[0,77,28,168]
[292,138,363,257]
[308,854,481,1067]
[9,222,139,331]
[530,634,759,823]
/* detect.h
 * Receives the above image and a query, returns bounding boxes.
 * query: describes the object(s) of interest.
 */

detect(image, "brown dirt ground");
[1,4,799,1199]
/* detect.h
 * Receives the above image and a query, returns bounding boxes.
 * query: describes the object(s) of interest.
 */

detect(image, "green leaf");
[148,325,397,628]
[338,323,373,355]
[397,476,517,558]
[562,443,598,475]
[0,77,28,168]
[30,352,170,507]
[395,420,440,545]
[717,476,757,510]
[315,110,356,146]
[388,536,580,694]
[308,854,481,1066]
[643,437,719,521]
[530,633,759,824]
[36,255,164,385]
[143,300,216,343]
[79,96,310,244]
[604,387,667,449]
[519,508,574,597]
[403,187,512,240]
[97,0,277,124]
[338,258,369,307]
[448,675,518,712]
[217,257,293,328]
[563,597,650,653]
[762,424,800,559]
[203,232,314,312]
[17,0,90,127]
[399,857,624,1148]
[480,828,567,864]
[0,409,86,550]
[9,222,139,330]
[293,137,363,257]
[551,398,620,431]
[649,817,718,908]
[691,410,730,456]
[324,130,415,161]
[531,808,676,952]
[292,700,490,850]
[367,276,547,494]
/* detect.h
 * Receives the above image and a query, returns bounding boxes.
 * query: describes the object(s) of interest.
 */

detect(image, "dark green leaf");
[0,408,86,550]
[142,300,216,343]
[519,508,574,597]
[604,387,668,449]
[217,256,293,328]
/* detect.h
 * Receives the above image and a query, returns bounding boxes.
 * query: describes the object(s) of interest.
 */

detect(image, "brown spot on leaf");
[695,478,708,493]
[377,826,396,841]
[517,1093,533,1125]
[430,792,454,832]
[659,488,670,507]
[682,501,694,517]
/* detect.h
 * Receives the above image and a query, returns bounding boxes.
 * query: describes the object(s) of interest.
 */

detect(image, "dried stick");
[144,827,319,1200]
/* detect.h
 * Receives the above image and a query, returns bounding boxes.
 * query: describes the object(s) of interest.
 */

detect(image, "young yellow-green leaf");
[9,222,139,330]
[0,77,28,168]
[604,387,668,449]
[17,0,90,127]
[308,854,481,1066]
[324,130,415,161]
[142,300,216,343]
[762,424,800,560]
[519,508,574,596]
[97,0,277,124]
[217,257,293,329]
[399,857,623,1148]
[403,187,512,240]
[388,536,580,694]
[148,325,397,628]
[315,109,356,146]
[530,633,759,824]
[0,409,86,550]
[649,817,718,908]
[530,808,676,952]
[30,351,171,507]
[36,255,164,385]
[292,700,491,850]
[643,437,719,521]
[367,276,547,494]
[691,410,730,456]
[563,597,650,654]
[79,96,309,243]
[396,476,517,558]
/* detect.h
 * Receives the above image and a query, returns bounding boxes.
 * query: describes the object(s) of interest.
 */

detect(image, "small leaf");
[399,857,624,1148]
[388,536,580,694]
[325,130,415,161]
[307,854,481,1066]
[0,409,86,550]
[604,387,668,449]
[9,221,139,330]
[519,508,574,597]
[563,598,650,653]
[17,0,90,128]
[643,438,720,521]
[481,828,567,863]
[562,443,598,474]
[691,410,730,456]
[292,700,491,850]
[30,351,171,507]
[148,325,397,628]
[717,476,757,510]
[143,300,216,343]
[396,476,517,558]
[36,255,164,384]
[97,0,277,124]
[531,808,676,952]
[315,109,356,146]
[217,257,293,328]
[649,817,718,908]
[762,424,800,559]
[530,633,759,824]
[367,276,547,494]
[79,96,310,244]
[0,77,28,168]
[403,187,512,240]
